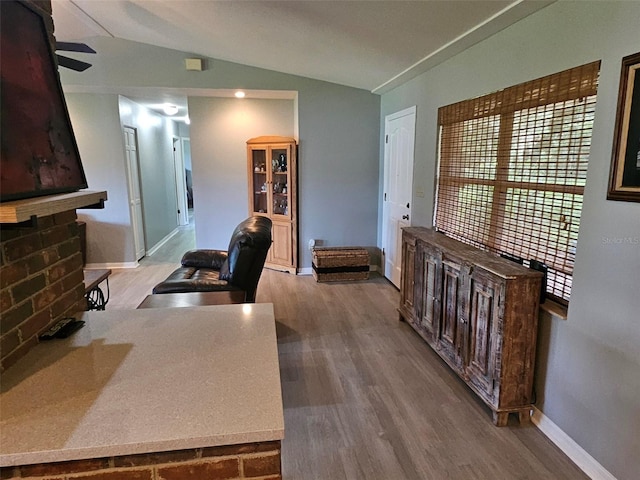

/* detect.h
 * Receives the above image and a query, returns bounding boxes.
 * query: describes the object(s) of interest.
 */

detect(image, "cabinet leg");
[492,411,509,427]
[518,409,532,425]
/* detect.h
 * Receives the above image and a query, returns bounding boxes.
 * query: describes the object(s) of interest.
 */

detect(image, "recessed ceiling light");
[235,91,246,98]
[163,104,179,115]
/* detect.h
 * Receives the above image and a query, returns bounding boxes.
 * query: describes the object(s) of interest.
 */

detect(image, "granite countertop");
[0,304,284,467]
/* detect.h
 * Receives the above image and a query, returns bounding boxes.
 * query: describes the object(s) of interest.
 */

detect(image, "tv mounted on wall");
[0,0,88,202]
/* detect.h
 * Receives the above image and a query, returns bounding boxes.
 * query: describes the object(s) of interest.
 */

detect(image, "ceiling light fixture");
[163,104,179,115]
[235,91,246,99]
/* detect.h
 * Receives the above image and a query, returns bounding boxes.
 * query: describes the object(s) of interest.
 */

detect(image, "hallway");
[106,218,195,309]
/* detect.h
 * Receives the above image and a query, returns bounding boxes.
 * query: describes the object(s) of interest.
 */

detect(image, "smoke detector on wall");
[185,58,203,71]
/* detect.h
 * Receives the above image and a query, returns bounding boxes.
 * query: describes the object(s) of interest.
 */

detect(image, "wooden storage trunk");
[312,247,369,282]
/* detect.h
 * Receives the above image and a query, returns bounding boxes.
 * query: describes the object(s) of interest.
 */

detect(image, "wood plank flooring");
[105,225,588,480]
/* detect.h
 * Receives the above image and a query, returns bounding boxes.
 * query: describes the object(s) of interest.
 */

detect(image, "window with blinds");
[435,61,600,304]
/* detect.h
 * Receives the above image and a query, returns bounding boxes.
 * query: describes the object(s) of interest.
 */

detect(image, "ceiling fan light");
[163,104,179,115]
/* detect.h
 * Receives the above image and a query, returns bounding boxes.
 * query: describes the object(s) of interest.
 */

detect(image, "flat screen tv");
[0,0,87,202]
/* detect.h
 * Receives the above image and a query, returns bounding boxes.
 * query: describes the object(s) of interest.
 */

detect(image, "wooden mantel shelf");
[0,190,107,224]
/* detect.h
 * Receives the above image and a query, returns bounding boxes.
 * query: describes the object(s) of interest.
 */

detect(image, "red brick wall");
[0,441,282,480]
[0,210,86,372]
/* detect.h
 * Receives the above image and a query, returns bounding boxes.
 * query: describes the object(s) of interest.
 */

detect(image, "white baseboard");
[147,228,180,256]
[84,228,179,270]
[532,407,617,480]
[84,262,138,269]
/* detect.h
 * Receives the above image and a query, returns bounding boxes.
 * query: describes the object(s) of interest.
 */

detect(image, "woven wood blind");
[435,61,600,304]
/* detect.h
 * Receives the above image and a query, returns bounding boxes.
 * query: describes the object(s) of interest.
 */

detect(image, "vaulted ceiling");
[52,0,554,94]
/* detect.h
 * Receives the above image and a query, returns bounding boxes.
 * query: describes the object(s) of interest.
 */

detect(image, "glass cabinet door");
[271,147,290,218]
[250,148,268,214]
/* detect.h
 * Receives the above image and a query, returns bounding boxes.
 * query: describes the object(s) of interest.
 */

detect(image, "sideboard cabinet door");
[418,245,441,344]
[466,270,503,405]
[399,232,418,326]
[437,258,469,372]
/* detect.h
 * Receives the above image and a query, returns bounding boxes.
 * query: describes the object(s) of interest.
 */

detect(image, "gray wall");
[380,2,640,479]
[119,97,180,250]
[65,93,135,265]
[189,98,294,249]
[60,38,380,269]
[298,82,380,259]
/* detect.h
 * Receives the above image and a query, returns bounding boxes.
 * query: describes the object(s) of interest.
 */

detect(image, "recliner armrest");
[181,249,228,269]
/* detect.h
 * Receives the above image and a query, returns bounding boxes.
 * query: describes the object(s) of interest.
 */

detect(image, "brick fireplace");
[0,0,107,372]
[0,209,86,371]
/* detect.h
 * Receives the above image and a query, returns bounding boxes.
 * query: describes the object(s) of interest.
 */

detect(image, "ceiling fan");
[55,41,96,72]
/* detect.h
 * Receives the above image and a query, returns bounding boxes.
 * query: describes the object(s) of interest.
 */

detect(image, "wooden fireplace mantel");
[0,190,107,224]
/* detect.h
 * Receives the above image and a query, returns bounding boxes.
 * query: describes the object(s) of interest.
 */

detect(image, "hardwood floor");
[106,225,588,480]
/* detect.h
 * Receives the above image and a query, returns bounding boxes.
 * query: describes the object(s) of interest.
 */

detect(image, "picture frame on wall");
[0,0,87,202]
[607,51,640,202]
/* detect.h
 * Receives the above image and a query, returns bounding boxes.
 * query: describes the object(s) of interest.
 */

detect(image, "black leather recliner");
[152,216,272,303]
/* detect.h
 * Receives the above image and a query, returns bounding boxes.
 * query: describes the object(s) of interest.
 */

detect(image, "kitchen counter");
[0,304,284,468]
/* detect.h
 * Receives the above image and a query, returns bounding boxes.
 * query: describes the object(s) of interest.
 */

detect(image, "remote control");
[39,318,85,340]
[55,319,85,338]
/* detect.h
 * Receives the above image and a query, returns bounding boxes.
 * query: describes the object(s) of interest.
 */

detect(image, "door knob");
[402,215,409,220]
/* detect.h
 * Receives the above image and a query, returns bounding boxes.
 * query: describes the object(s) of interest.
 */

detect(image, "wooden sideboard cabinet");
[399,227,543,426]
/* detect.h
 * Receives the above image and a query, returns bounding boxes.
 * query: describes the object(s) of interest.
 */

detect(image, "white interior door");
[123,126,146,260]
[382,106,416,287]
[173,137,188,226]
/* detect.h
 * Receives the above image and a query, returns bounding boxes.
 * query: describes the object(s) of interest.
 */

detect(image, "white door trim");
[123,126,146,261]
[382,106,416,287]
[173,136,188,226]
[386,105,417,123]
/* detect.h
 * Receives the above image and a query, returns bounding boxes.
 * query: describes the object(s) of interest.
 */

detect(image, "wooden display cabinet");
[247,136,297,273]
[399,227,543,426]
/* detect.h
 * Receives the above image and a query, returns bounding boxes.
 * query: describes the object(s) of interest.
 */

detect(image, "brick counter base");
[0,441,281,480]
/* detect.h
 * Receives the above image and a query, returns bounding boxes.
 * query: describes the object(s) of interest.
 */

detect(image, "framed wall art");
[0,0,87,202]
[608,51,640,202]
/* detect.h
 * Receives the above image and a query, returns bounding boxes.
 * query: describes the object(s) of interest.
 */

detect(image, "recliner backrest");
[220,216,272,301]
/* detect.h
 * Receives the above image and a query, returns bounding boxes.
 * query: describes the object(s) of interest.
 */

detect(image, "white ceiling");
[52,0,554,113]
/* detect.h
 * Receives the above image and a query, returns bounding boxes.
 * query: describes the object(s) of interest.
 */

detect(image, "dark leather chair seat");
[152,216,272,302]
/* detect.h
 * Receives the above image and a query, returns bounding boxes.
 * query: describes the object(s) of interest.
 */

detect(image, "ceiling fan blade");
[55,41,96,54]
[56,55,92,72]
